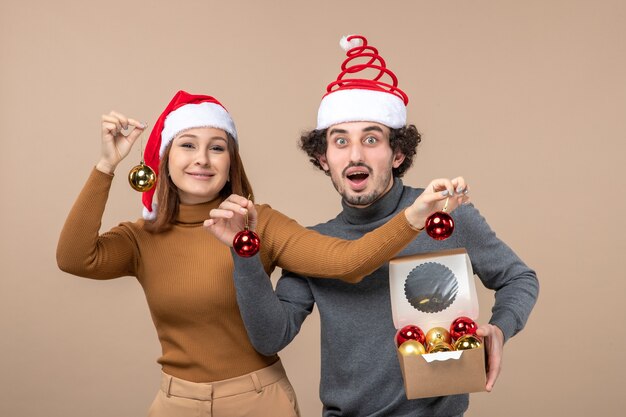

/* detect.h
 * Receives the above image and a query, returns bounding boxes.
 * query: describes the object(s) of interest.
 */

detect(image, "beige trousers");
[148,360,300,417]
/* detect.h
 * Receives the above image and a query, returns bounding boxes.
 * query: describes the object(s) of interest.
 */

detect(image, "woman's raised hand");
[203,194,258,247]
[404,177,470,230]
[96,111,146,174]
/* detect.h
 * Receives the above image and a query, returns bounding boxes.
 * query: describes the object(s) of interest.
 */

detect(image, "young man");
[228,35,539,416]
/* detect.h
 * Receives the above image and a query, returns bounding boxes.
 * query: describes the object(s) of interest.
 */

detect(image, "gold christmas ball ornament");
[453,334,482,350]
[427,342,454,353]
[128,162,156,192]
[398,340,426,357]
[425,327,452,348]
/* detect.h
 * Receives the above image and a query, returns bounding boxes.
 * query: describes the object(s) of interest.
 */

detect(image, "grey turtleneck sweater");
[232,179,539,417]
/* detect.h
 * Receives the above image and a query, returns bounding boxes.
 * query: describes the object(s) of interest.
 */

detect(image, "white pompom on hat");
[141,90,237,220]
[317,35,408,130]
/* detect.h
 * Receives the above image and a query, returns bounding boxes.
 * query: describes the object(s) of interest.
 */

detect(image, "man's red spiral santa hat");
[142,90,237,220]
[317,35,408,130]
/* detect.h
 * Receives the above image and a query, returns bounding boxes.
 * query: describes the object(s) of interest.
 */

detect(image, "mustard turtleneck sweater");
[57,168,419,383]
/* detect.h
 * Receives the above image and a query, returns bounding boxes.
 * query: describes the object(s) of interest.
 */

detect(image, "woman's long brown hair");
[143,132,254,233]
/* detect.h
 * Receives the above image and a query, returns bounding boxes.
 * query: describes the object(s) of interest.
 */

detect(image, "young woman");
[57,91,463,417]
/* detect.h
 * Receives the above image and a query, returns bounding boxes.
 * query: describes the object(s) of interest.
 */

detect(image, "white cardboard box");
[389,248,486,399]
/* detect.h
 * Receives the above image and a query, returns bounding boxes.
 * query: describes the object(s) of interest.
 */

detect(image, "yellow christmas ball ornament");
[398,340,426,357]
[427,342,454,353]
[453,334,482,350]
[128,161,156,192]
[425,327,452,348]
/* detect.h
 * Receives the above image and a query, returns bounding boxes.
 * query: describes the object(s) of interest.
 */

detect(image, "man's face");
[318,121,405,207]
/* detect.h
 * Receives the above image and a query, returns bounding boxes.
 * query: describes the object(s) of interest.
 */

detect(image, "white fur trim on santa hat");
[142,203,158,221]
[317,89,407,130]
[160,102,237,156]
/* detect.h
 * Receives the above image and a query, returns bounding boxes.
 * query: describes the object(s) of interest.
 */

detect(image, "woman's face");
[167,127,231,205]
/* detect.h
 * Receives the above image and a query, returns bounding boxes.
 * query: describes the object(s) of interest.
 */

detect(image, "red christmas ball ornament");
[233,229,260,257]
[425,211,454,240]
[395,324,426,347]
[449,316,478,341]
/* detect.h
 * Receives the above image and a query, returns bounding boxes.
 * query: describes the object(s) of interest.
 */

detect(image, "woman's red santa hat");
[142,90,237,220]
[317,35,408,130]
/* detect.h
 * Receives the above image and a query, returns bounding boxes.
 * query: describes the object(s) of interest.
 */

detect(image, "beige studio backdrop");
[1,1,625,416]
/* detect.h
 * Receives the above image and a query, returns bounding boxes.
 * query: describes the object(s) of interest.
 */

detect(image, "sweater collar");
[340,178,404,224]
[175,197,223,225]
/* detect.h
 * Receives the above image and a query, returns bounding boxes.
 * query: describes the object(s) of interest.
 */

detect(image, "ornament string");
[138,132,145,164]
[128,129,156,192]
[244,194,253,230]
[232,194,261,257]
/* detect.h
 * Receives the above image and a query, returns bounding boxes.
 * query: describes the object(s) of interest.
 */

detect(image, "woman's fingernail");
[441,190,449,197]
[456,186,464,193]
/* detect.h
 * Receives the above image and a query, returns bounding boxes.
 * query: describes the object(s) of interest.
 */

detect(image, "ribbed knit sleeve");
[56,168,138,279]
[256,205,419,283]
[453,204,539,342]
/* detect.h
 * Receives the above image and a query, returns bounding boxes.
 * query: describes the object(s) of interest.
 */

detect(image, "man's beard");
[329,164,393,207]
[342,190,382,206]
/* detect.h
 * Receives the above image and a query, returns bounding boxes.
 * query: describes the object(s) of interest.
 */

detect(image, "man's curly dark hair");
[299,124,421,178]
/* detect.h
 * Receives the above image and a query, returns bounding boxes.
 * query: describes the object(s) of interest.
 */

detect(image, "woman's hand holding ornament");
[96,111,146,175]
[204,194,258,248]
[404,177,470,239]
